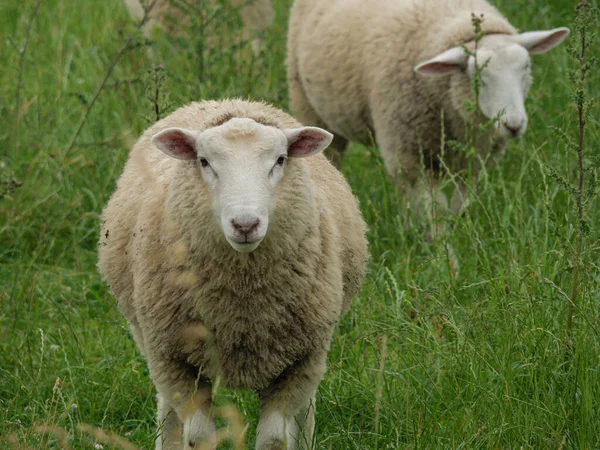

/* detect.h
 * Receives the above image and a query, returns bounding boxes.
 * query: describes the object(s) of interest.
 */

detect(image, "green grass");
[1,0,598,448]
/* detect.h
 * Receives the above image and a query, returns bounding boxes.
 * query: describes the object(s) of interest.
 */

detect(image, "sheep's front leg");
[399,173,450,240]
[155,394,182,450]
[180,385,216,450]
[256,354,326,450]
[400,173,461,272]
[152,366,216,450]
[450,179,469,215]
[257,387,317,450]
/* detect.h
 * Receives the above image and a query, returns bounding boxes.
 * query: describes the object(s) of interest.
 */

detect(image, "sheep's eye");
[199,158,209,168]
[276,156,286,166]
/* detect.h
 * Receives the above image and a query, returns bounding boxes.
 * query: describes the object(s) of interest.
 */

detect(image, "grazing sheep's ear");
[514,27,570,54]
[414,46,469,77]
[152,128,198,160]
[284,127,334,158]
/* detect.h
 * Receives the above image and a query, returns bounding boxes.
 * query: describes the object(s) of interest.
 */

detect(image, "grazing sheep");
[288,0,568,234]
[124,0,274,54]
[98,99,369,450]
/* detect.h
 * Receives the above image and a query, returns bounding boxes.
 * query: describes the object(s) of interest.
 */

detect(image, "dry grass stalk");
[77,423,140,450]
[5,434,33,450]
[33,425,72,450]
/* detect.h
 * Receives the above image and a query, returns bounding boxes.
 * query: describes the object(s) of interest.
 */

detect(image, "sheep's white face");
[415,27,569,140]
[466,42,531,138]
[152,118,333,253]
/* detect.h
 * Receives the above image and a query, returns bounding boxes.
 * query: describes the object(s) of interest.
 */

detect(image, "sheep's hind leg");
[325,134,348,169]
[288,72,347,168]
[256,354,326,450]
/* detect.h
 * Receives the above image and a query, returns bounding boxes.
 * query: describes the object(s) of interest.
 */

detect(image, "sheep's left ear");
[414,46,469,76]
[514,27,570,54]
[152,127,198,160]
[284,127,334,158]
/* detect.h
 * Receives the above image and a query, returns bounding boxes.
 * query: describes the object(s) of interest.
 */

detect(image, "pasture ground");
[1,0,598,448]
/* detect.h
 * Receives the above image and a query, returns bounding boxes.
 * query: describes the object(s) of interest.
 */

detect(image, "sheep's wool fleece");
[288,0,517,175]
[98,100,369,391]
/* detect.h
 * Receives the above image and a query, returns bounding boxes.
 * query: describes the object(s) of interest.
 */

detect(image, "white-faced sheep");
[288,0,568,234]
[98,100,369,450]
[123,0,274,54]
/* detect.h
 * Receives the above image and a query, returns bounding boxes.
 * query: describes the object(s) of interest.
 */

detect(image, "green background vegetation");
[1,0,598,448]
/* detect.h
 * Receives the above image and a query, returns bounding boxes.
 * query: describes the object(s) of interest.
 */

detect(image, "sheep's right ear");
[514,27,570,54]
[284,127,334,158]
[415,46,469,76]
[152,128,198,160]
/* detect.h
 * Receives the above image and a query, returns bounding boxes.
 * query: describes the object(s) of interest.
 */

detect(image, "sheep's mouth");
[226,236,264,253]
[229,233,262,244]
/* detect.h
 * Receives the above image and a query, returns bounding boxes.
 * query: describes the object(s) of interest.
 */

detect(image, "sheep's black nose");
[231,218,260,236]
[505,124,522,137]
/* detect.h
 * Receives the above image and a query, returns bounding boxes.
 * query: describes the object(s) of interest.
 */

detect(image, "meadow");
[1,0,599,448]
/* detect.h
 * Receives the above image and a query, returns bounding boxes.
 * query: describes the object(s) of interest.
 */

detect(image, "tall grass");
[1,0,599,448]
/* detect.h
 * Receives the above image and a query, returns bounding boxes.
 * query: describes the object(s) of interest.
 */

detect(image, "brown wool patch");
[131,150,158,186]
[179,392,211,421]
[181,323,213,344]
[170,240,188,265]
[206,112,235,129]
[167,270,199,288]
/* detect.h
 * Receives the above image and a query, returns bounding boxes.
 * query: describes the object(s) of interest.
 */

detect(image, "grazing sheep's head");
[152,118,333,253]
[415,27,569,139]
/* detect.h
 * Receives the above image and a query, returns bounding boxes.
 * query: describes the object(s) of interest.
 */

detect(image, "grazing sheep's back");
[289,0,515,151]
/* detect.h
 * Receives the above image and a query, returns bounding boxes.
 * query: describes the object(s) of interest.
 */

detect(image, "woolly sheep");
[123,0,274,54]
[288,0,568,232]
[98,99,369,450]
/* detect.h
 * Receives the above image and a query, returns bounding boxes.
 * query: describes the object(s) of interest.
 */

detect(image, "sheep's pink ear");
[415,46,469,76]
[284,127,334,158]
[514,27,570,54]
[152,128,198,160]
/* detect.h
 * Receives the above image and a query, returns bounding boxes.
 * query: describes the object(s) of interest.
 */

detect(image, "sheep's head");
[152,118,333,253]
[415,27,569,139]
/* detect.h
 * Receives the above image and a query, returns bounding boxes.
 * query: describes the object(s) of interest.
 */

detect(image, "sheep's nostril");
[505,124,522,137]
[188,441,195,448]
[231,218,260,236]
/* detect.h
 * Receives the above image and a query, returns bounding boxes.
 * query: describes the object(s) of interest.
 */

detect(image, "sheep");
[97,99,369,450]
[123,0,274,54]
[287,0,569,238]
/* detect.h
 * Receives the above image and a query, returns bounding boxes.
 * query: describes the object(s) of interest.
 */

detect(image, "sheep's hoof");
[261,439,285,450]
[187,437,217,450]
